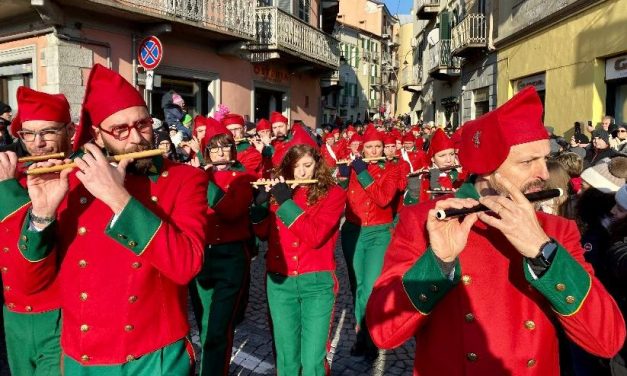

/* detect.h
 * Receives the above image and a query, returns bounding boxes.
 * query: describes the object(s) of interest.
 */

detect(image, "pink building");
[0,0,340,128]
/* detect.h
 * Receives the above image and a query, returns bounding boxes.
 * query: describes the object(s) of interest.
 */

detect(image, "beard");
[102,138,154,175]
[489,174,545,196]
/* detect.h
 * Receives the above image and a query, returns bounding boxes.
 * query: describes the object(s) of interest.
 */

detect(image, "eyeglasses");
[98,118,153,140]
[17,126,67,142]
[207,145,232,154]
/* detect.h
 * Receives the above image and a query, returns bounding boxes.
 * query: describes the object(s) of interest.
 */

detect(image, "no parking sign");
[137,36,163,70]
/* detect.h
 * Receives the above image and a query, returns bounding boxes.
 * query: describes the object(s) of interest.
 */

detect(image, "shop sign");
[515,73,545,92]
[253,64,291,84]
[606,54,627,81]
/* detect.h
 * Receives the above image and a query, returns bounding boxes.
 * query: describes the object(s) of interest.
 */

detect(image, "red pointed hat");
[458,86,547,175]
[272,123,318,165]
[347,125,356,133]
[383,133,397,145]
[200,117,233,152]
[221,113,245,127]
[193,115,207,137]
[402,133,416,143]
[411,125,421,133]
[270,111,288,125]
[450,127,464,150]
[428,128,455,159]
[362,126,384,144]
[74,64,146,151]
[256,118,271,132]
[11,86,71,137]
[349,133,363,144]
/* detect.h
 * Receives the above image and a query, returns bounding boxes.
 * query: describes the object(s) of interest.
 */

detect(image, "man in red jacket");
[0,87,74,376]
[366,86,625,375]
[18,64,208,374]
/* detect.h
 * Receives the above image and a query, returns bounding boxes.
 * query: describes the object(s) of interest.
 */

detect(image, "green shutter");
[440,11,451,39]
[355,47,360,68]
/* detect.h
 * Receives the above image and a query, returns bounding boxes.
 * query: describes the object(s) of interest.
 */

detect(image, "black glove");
[270,182,292,205]
[254,188,270,206]
[338,164,351,178]
[352,158,368,175]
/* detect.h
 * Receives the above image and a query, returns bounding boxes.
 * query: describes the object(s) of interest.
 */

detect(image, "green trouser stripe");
[61,339,191,375]
[341,222,391,330]
[3,307,61,376]
[189,242,248,376]
[266,271,336,376]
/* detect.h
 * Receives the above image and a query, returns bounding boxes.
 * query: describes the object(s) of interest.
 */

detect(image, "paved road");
[189,239,416,375]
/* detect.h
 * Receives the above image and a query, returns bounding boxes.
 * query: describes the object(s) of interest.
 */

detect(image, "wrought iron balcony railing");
[113,0,256,39]
[400,65,423,89]
[451,14,487,56]
[428,39,461,78]
[415,0,440,19]
[249,6,340,69]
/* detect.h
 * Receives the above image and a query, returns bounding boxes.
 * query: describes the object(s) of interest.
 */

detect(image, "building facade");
[0,0,340,128]
[330,0,399,124]
[496,0,627,135]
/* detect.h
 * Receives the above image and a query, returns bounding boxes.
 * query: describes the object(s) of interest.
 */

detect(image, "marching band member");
[190,117,255,376]
[400,133,428,173]
[321,132,338,169]
[221,113,263,176]
[418,128,465,202]
[0,87,74,375]
[337,126,401,359]
[366,87,625,376]
[18,64,208,374]
[252,128,345,376]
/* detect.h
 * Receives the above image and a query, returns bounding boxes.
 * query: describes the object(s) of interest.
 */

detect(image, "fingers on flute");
[434,197,478,211]
[83,143,106,163]
[461,213,479,231]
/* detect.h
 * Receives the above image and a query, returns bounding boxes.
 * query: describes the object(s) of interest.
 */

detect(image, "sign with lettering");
[253,64,291,84]
[606,54,627,81]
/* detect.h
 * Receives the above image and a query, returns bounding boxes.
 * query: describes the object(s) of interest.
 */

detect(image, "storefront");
[606,54,627,125]
[513,72,546,120]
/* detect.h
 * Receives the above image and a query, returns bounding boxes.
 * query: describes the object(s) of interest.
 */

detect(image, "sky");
[384,0,413,16]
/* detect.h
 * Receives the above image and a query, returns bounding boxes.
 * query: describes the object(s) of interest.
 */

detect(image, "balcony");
[451,14,488,57]
[321,71,342,89]
[90,0,256,40]
[401,65,423,93]
[362,50,372,61]
[415,0,440,20]
[369,99,379,109]
[428,40,461,79]
[248,6,340,70]
[339,96,348,107]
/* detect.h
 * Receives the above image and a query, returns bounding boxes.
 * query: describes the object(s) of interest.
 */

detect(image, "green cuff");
[0,179,30,221]
[338,178,349,189]
[262,146,274,158]
[250,203,269,224]
[105,197,162,256]
[18,212,56,262]
[276,199,304,228]
[402,247,461,314]
[525,245,591,316]
[207,181,225,208]
[357,170,374,189]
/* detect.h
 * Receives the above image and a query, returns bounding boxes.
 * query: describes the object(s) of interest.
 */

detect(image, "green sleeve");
[0,179,30,221]
[207,181,225,208]
[337,178,349,189]
[356,170,374,189]
[18,212,56,262]
[402,247,461,314]
[105,197,163,256]
[276,199,304,228]
[524,244,591,316]
[262,145,274,158]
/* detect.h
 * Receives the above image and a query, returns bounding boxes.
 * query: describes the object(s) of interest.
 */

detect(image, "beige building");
[396,15,415,118]
[331,0,400,123]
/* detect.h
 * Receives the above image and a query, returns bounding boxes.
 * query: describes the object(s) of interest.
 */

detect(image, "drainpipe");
[55,31,111,68]
[0,27,56,44]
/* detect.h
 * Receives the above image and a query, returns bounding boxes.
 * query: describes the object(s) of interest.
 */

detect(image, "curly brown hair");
[273,144,335,206]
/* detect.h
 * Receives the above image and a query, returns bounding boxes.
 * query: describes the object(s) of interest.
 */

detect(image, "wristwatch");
[527,239,558,273]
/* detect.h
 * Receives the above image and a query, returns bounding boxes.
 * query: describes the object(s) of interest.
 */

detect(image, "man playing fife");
[366,87,625,375]
[0,86,75,375]
[18,64,208,375]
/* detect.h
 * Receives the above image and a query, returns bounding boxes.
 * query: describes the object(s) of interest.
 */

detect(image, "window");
[473,87,489,119]
[298,0,310,23]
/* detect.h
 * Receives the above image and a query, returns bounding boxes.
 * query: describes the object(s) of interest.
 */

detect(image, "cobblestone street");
[189,239,416,376]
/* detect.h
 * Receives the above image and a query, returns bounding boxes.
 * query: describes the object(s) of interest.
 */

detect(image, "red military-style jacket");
[17,157,208,366]
[401,149,428,172]
[206,162,255,244]
[341,161,400,227]
[418,167,465,202]
[252,185,345,276]
[366,179,625,376]
[236,141,263,177]
[0,170,61,314]
[321,143,338,169]
[385,158,411,217]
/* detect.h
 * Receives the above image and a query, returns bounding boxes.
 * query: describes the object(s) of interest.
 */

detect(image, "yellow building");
[496,0,627,136]
[395,16,414,116]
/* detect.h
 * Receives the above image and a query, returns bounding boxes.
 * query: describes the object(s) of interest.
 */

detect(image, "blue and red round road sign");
[137,36,163,70]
